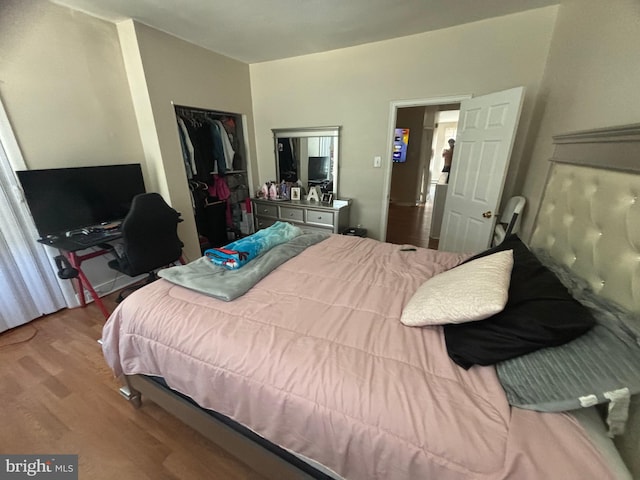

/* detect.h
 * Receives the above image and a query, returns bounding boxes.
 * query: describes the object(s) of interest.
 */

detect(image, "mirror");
[273,126,340,197]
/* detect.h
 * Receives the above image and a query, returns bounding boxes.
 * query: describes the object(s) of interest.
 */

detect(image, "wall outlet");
[373,156,382,168]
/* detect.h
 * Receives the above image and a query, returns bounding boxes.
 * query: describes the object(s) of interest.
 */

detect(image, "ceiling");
[51,0,559,64]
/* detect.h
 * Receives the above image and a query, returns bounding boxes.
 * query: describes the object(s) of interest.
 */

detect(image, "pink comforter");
[102,235,614,479]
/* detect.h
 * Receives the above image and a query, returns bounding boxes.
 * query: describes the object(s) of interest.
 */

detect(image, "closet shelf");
[211,169,247,174]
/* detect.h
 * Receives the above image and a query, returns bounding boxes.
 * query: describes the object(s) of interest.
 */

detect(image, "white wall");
[0,0,256,265]
[0,0,144,170]
[121,21,257,260]
[5,0,636,248]
[516,5,640,467]
[250,7,559,239]
[0,0,147,304]
[519,0,640,240]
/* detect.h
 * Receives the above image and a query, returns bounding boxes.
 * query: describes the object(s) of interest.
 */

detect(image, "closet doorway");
[174,105,251,254]
[384,101,461,248]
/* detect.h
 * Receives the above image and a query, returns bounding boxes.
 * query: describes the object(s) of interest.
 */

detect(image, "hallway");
[385,202,438,249]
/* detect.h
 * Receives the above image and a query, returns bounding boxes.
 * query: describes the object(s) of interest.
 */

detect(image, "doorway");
[384,100,462,248]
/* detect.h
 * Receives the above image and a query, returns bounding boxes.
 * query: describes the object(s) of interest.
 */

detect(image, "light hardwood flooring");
[0,295,265,480]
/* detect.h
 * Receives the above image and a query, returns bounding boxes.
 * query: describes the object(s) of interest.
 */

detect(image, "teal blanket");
[205,221,302,269]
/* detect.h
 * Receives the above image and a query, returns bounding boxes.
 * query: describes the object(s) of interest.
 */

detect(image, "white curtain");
[318,137,335,181]
[318,136,332,157]
[0,98,65,332]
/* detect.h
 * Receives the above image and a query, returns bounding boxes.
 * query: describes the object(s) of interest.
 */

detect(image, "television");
[17,164,146,238]
[392,128,410,163]
[308,156,330,181]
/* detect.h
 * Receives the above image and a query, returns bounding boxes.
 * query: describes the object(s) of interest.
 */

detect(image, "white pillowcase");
[400,250,514,327]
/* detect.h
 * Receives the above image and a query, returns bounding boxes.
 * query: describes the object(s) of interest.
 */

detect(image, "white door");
[439,87,525,253]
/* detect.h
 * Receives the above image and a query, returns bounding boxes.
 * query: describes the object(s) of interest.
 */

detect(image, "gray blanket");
[497,249,640,414]
[159,232,329,301]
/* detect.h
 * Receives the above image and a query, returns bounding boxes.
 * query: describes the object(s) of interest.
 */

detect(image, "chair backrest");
[493,195,526,246]
[119,193,183,276]
[499,195,526,236]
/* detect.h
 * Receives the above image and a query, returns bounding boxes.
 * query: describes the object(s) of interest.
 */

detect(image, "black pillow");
[443,235,596,369]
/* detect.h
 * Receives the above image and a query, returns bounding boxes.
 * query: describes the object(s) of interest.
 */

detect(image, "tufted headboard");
[529,123,640,477]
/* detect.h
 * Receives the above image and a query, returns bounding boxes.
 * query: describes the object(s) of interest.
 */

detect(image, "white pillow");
[400,250,514,327]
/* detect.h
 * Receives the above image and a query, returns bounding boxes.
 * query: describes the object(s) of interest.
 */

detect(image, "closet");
[174,105,251,253]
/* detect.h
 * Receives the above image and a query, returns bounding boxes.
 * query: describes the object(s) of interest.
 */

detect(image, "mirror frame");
[272,126,341,197]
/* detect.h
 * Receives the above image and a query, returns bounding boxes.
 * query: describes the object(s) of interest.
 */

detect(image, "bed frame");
[119,375,332,479]
[529,122,640,478]
[119,123,640,479]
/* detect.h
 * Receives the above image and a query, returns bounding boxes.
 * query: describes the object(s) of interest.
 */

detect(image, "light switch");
[373,156,382,168]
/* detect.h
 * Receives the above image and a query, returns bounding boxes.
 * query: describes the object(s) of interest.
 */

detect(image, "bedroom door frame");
[380,94,471,242]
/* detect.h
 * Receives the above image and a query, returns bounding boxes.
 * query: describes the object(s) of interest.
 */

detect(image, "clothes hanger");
[204,198,224,207]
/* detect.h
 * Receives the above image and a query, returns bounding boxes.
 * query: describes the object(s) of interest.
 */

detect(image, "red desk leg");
[67,251,111,319]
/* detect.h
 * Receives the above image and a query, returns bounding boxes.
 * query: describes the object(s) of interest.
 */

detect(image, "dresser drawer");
[280,206,304,223]
[306,209,334,227]
[253,198,350,234]
[255,216,277,230]
[255,203,278,218]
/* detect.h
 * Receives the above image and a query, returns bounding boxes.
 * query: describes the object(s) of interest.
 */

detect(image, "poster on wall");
[392,128,410,163]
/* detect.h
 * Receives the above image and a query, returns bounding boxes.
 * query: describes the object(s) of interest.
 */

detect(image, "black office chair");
[106,193,184,302]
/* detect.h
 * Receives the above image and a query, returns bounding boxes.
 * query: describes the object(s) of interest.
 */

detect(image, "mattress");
[102,234,618,479]
[571,408,632,480]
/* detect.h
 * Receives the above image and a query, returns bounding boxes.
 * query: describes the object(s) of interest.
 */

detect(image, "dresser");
[252,198,351,234]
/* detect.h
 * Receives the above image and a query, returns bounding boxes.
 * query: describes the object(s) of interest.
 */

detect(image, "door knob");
[482,211,493,218]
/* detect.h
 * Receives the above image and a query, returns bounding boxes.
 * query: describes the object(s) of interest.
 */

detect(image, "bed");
[101,123,640,480]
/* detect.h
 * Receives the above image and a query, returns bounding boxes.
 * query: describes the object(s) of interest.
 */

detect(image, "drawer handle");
[317,216,322,220]
[262,209,269,213]
[290,213,295,217]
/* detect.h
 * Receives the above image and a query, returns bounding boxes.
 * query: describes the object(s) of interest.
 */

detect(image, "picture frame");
[321,193,333,204]
[290,187,301,201]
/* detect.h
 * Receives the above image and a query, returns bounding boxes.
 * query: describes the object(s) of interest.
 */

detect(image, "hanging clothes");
[277,137,298,182]
[178,117,198,176]
[207,174,231,200]
[175,106,251,249]
[177,117,196,177]
[221,116,243,171]
[190,180,225,247]
[181,117,215,183]
[208,174,233,227]
[212,119,235,171]
[207,119,227,176]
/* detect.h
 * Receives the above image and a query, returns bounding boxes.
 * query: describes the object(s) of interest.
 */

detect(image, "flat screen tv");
[17,164,146,238]
[392,128,410,163]
[308,156,330,181]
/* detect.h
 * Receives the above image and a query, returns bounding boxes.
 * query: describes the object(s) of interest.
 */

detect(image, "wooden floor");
[385,201,439,249]
[0,295,265,480]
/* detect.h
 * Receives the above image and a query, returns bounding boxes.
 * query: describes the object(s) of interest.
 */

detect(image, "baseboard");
[71,274,146,306]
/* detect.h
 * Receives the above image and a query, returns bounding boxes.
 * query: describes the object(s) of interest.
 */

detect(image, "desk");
[39,231,122,319]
